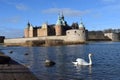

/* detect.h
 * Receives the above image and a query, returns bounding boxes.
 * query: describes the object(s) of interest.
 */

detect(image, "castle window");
[83,31,84,33]
[67,32,70,34]
[75,31,77,33]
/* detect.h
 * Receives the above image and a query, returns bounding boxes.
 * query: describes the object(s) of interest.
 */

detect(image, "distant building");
[104,33,119,41]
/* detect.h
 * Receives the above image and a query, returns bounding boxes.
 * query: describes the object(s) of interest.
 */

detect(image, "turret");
[24,22,35,38]
[79,22,85,30]
[55,14,62,36]
[24,22,31,38]
[55,13,68,36]
[56,14,62,25]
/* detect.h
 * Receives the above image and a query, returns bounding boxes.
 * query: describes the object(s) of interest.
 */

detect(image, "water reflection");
[74,65,92,73]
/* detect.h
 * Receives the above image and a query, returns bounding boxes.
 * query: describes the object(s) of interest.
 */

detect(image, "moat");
[1,42,120,80]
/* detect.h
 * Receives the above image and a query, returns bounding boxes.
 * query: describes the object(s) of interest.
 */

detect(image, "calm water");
[1,42,120,80]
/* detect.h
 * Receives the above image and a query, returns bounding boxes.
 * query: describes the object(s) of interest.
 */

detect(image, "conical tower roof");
[79,22,85,29]
[56,14,62,25]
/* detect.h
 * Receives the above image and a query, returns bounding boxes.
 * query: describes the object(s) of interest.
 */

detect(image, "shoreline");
[0,51,38,80]
[4,40,117,47]
[4,40,86,47]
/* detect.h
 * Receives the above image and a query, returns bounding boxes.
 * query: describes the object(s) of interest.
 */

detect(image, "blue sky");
[0,0,120,38]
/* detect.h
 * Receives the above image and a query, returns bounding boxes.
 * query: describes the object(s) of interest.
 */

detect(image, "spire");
[56,13,62,25]
[80,18,83,24]
[61,11,64,20]
[27,21,30,27]
[56,12,67,26]
[79,18,85,29]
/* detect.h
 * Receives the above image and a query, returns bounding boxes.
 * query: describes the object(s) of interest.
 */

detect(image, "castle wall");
[24,28,29,38]
[33,29,37,37]
[47,27,56,36]
[66,29,86,42]
[88,31,108,41]
[28,27,34,38]
[4,36,67,44]
[104,33,119,41]
[37,28,48,37]
[55,25,62,36]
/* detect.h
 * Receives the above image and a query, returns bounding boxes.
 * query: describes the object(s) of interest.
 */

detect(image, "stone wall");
[66,29,86,42]
[37,28,48,37]
[55,25,62,36]
[104,33,119,41]
[4,36,66,44]
[4,33,86,46]
[88,31,111,41]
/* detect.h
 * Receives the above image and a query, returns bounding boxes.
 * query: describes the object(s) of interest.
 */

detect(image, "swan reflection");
[74,65,92,74]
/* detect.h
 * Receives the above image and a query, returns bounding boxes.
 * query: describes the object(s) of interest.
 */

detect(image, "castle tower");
[79,22,85,30]
[66,21,86,42]
[55,13,68,36]
[24,22,34,38]
[55,14,63,36]
[78,21,86,41]
[24,22,31,38]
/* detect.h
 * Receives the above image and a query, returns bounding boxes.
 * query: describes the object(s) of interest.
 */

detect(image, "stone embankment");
[4,39,85,46]
[0,51,38,80]
[4,36,86,46]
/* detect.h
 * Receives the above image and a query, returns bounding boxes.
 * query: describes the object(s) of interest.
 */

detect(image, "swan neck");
[88,55,92,65]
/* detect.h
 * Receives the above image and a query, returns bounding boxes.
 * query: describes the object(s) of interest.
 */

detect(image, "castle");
[24,13,87,42]
[4,14,120,46]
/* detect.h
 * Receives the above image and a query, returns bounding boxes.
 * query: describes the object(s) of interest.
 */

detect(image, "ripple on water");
[1,42,120,80]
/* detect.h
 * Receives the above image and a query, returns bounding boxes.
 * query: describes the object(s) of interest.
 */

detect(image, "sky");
[0,0,120,38]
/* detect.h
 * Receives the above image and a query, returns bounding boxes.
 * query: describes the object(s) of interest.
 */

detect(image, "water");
[1,42,120,80]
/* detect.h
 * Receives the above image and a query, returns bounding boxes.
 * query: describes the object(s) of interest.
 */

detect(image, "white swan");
[72,53,92,66]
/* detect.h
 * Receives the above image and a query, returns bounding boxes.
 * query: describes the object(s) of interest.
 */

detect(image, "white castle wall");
[4,29,86,44]
[66,29,86,42]
[4,36,67,44]
[4,37,39,44]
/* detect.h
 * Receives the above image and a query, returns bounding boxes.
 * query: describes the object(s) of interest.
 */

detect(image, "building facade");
[24,13,87,43]
[24,14,70,38]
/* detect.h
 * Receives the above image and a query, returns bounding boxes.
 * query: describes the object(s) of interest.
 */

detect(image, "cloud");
[2,16,21,24]
[96,4,120,14]
[0,0,28,11]
[42,8,90,17]
[102,0,116,2]
[0,0,15,5]
[0,25,23,38]
[15,3,28,11]
[101,0,119,3]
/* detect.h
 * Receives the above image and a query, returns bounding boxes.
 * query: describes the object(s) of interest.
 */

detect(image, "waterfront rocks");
[45,59,56,67]
[24,53,29,55]
[9,50,13,54]
[0,52,11,64]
